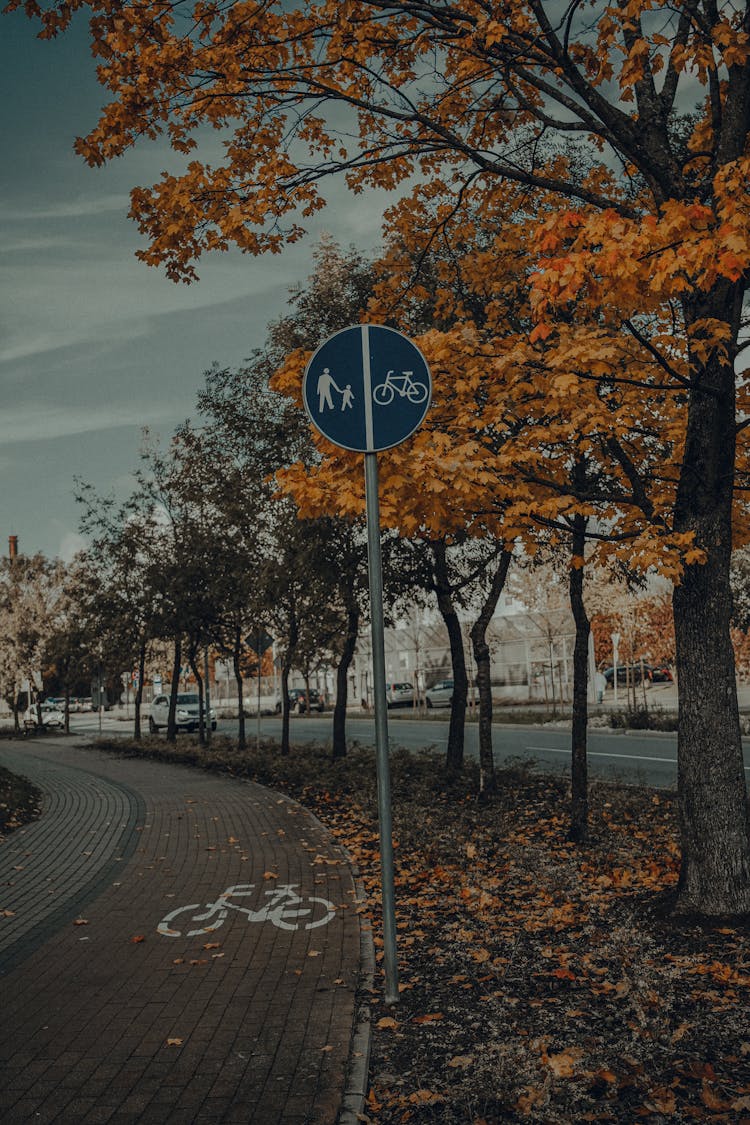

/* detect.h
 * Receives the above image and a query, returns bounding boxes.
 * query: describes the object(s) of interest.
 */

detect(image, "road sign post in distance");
[302,324,431,453]
[302,324,432,1006]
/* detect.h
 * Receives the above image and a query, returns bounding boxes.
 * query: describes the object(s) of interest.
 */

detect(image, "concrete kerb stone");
[336,913,374,1124]
[228,776,377,1124]
[285,799,375,1125]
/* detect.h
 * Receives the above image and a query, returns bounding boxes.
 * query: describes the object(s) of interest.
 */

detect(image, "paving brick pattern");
[0,739,367,1124]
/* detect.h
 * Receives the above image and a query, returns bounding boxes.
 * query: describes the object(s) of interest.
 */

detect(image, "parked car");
[38,703,64,728]
[149,693,217,733]
[385,682,415,708]
[276,688,325,714]
[647,664,674,683]
[425,679,454,708]
[603,663,673,685]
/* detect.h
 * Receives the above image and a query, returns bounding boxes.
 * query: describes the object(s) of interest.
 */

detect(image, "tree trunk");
[133,640,146,741]
[167,637,181,742]
[673,553,750,913]
[569,512,590,844]
[469,549,513,797]
[280,663,292,755]
[432,540,469,773]
[190,653,205,745]
[203,647,212,747]
[232,627,246,750]
[332,603,359,760]
[279,614,298,757]
[671,288,750,915]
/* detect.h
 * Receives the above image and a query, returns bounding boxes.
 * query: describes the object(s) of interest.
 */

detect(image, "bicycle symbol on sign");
[372,370,429,406]
[157,883,336,938]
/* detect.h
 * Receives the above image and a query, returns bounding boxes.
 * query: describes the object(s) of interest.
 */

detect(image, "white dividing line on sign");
[361,324,374,451]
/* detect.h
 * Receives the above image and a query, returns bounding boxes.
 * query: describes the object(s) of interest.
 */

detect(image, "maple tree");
[267,228,546,791]
[423,540,474,773]
[0,553,66,729]
[419,536,514,776]
[194,244,412,758]
[371,185,685,842]
[76,478,172,741]
[127,433,226,741]
[254,235,521,769]
[271,286,524,789]
[12,0,750,912]
[43,552,120,735]
[370,140,750,900]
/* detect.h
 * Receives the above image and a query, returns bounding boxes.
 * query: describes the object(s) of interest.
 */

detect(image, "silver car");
[149,692,217,733]
[425,679,454,708]
[385,681,415,708]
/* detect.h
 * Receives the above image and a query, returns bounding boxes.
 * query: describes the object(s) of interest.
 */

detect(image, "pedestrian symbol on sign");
[314,366,356,413]
[317,367,340,411]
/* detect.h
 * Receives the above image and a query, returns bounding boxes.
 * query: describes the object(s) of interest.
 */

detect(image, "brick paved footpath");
[0,737,372,1124]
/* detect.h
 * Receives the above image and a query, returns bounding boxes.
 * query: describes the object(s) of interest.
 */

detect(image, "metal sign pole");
[364,451,400,1005]
[302,322,431,1006]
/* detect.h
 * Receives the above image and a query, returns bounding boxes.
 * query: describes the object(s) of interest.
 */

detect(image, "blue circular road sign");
[302,325,432,453]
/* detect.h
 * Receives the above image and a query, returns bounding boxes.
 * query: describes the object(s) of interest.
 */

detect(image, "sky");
[0,10,388,562]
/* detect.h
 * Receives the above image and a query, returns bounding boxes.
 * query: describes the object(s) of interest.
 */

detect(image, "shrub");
[608,706,678,732]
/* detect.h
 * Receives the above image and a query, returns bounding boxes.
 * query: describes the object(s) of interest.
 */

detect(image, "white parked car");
[425,679,454,708]
[149,693,217,733]
[38,703,65,728]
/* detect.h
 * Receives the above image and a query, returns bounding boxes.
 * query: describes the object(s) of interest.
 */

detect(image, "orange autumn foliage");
[11,0,750,912]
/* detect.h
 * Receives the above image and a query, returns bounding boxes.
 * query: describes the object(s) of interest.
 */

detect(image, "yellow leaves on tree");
[265,161,737,586]
[10,3,747,586]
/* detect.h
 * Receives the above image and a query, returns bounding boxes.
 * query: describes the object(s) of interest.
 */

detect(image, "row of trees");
[0,246,519,759]
[10,0,750,916]
[4,234,749,915]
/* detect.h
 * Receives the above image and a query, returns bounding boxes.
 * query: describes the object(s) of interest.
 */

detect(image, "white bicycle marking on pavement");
[157,883,336,937]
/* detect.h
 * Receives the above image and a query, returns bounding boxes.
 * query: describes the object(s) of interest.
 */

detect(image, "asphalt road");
[65,708,750,790]
[249,715,689,788]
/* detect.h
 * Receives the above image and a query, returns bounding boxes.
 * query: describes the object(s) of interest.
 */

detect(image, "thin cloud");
[0,194,131,222]
[0,235,79,254]
[0,403,175,446]
[0,322,151,367]
[0,272,291,368]
[57,530,89,563]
